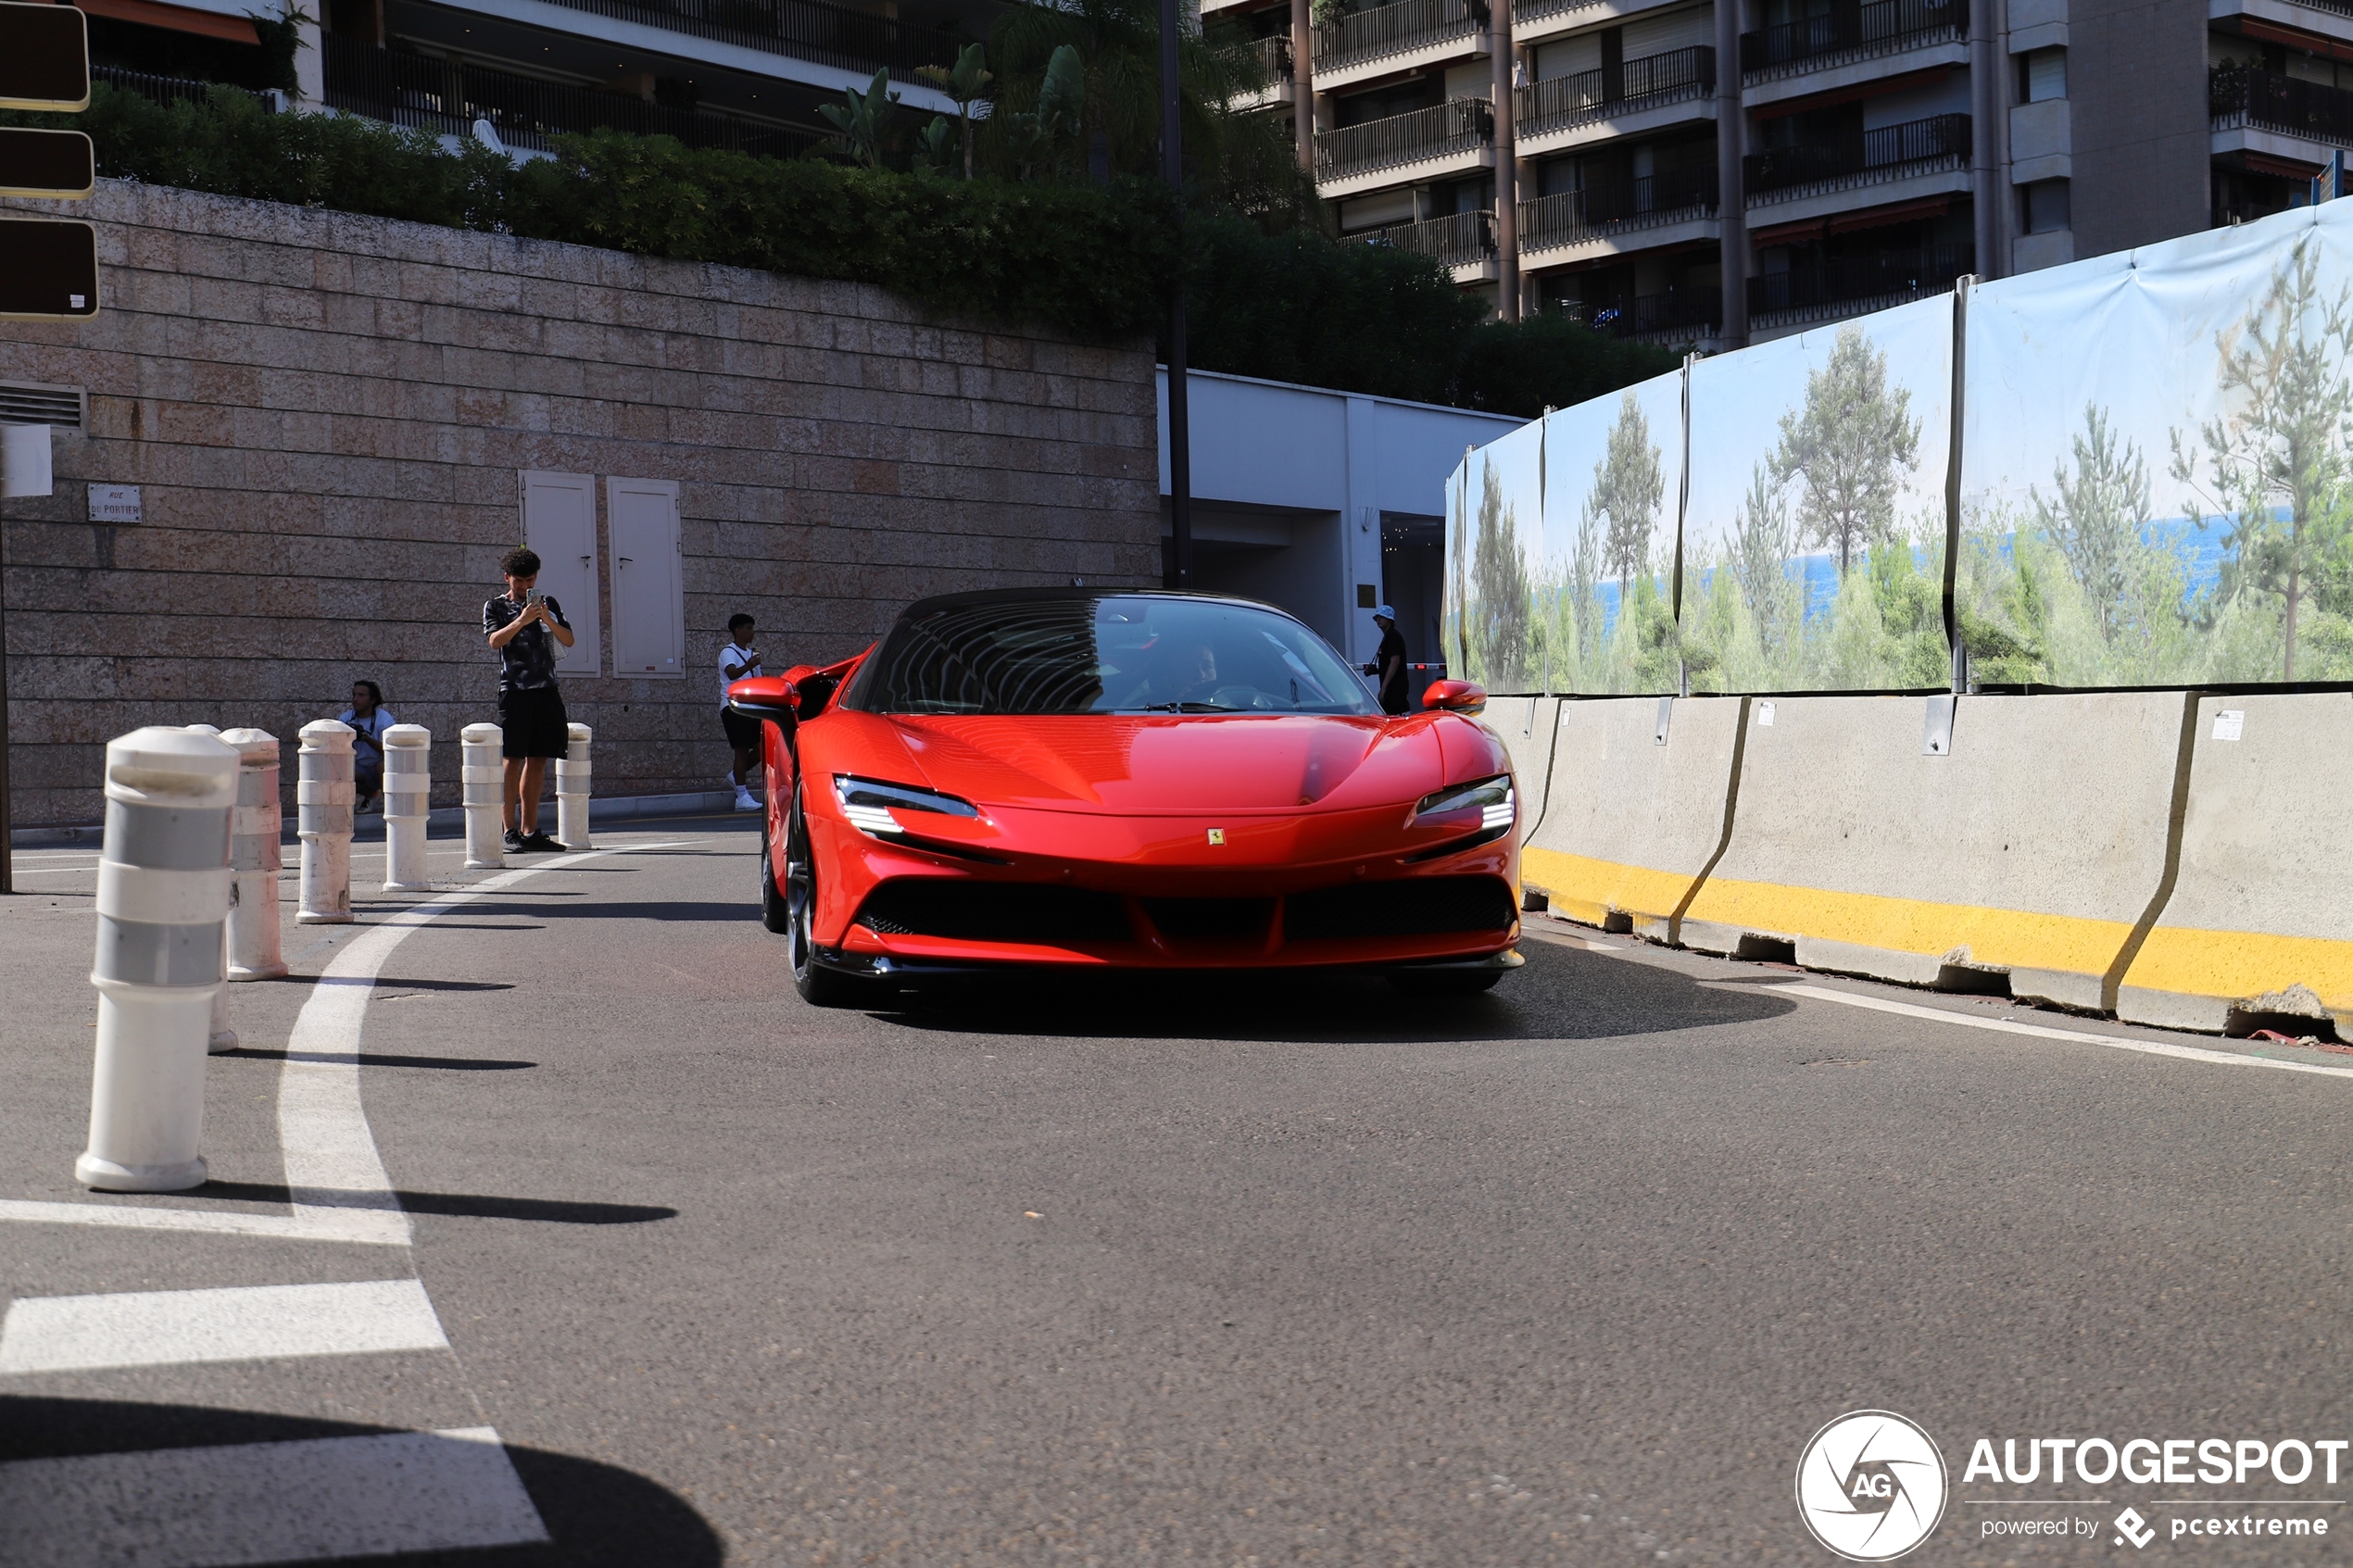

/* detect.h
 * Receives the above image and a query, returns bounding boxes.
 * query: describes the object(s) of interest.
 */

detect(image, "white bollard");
[556,722,592,850]
[461,723,505,869]
[182,726,240,1055]
[382,723,432,891]
[221,729,286,983]
[296,720,355,924]
[78,726,238,1192]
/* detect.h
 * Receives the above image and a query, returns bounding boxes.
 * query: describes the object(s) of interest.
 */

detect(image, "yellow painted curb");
[2124,927,2353,1015]
[1520,846,1701,930]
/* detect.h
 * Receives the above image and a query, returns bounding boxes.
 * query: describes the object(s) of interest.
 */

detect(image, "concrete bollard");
[182,726,240,1055]
[296,721,356,924]
[78,726,238,1192]
[382,723,432,891]
[220,729,286,983]
[461,723,506,870]
[556,722,592,851]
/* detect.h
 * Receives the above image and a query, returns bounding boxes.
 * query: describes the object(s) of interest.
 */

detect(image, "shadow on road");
[218,1048,535,1072]
[184,1181,677,1226]
[875,939,1796,1044]
[0,1399,722,1565]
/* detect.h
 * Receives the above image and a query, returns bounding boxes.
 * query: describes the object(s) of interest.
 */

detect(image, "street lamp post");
[1160,0,1194,590]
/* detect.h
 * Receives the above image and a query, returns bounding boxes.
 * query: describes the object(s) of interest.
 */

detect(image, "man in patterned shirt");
[484,546,576,852]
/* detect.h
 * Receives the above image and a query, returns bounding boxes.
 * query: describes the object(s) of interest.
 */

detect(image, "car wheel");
[1387,969,1505,997]
[784,784,885,1009]
[760,830,791,935]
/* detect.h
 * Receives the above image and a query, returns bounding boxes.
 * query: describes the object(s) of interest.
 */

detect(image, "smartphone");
[524,589,547,605]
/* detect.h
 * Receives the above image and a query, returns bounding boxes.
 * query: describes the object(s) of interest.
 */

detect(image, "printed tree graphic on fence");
[1471,457,1530,689]
[2032,403,2153,644]
[1591,393,1664,598]
[2171,244,2353,680]
[1728,462,1795,655]
[1768,326,1921,575]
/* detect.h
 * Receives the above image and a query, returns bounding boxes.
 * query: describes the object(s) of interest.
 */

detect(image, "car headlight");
[1415,774,1515,832]
[832,774,981,837]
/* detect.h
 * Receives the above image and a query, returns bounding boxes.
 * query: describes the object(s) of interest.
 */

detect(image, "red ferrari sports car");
[727,587,1523,1006]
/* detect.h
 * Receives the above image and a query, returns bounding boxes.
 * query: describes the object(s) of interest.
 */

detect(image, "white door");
[519,471,599,679]
[608,477,683,678]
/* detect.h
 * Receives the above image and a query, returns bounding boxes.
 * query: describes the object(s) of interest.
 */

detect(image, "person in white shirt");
[338,680,395,813]
[720,613,763,811]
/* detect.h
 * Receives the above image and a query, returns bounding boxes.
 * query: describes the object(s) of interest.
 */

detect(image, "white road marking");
[1773,983,2353,1080]
[0,1280,446,1375]
[0,1426,548,1567]
[0,1200,404,1246]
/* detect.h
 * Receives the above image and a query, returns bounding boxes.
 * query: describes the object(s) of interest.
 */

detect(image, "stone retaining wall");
[0,182,1160,825]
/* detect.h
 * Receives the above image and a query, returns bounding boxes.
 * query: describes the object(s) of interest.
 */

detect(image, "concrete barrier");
[1673,693,2188,1010]
[460,724,505,870]
[2118,694,2353,1034]
[1480,696,1564,850]
[1520,695,1746,941]
[556,723,593,851]
[296,720,355,924]
[382,723,432,891]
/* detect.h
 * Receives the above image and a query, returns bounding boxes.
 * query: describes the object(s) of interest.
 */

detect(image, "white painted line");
[0,1425,549,1567]
[1775,983,2353,1081]
[0,1199,406,1246]
[0,1280,447,1375]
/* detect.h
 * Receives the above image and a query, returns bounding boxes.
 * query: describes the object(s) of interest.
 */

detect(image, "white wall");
[1158,369,1524,664]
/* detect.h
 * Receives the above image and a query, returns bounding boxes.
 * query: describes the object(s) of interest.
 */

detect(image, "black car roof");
[894,586,1297,621]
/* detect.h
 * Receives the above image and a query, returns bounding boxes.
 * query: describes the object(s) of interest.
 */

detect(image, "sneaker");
[523,831,562,853]
[734,786,760,811]
[502,829,526,853]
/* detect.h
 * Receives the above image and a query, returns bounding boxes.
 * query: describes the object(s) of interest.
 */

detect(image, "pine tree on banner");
[1768,326,1922,576]
[2171,245,2353,681]
[1472,458,1531,689]
[1729,462,1797,656]
[2033,402,2154,645]
[1592,393,1665,601]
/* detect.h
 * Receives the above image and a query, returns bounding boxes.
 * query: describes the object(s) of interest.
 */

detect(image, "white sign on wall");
[88,483,141,523]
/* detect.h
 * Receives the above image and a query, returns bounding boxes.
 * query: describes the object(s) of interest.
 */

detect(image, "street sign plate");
[0,2,91,112]
[0,128,94,199]
[0,219,98,320]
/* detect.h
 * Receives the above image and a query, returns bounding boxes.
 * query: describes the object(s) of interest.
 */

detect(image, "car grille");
[853,880,1133,945]
[1283,876,1516,941]
[1141,897,1275,942]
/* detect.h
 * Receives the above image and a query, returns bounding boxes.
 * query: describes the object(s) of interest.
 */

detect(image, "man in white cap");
[1371,604,1410,715]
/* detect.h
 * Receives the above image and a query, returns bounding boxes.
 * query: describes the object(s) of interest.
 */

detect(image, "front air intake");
[1283,877,1516,941]
[854,881,1132,946]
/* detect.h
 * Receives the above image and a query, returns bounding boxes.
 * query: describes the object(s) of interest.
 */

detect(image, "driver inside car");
[1175,645,1222,706]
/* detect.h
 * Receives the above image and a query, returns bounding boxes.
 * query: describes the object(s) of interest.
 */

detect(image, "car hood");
[828,711,1497,815]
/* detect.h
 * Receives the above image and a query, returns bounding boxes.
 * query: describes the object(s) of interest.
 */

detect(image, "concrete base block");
[1793,936,1946,988]
[1676,919,1748,957]
[2116,986,2235,1035]
[2007,967,2106,1013]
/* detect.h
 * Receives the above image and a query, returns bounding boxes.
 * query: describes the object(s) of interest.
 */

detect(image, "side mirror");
[727,674,799,722]
[1420,679,1487,716]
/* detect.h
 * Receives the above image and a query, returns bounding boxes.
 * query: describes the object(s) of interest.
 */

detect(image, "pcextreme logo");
[1796,1411,1951,1562]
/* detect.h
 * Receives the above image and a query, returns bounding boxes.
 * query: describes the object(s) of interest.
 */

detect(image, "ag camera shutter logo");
[1795,1411,1949,1562]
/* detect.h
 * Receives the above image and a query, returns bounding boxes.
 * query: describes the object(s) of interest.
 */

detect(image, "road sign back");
[0,219,99,320]
[0,2,91,112]
[0,128,94,199]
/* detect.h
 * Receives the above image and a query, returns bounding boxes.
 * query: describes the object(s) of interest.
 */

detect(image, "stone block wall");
[0,182,1161,826]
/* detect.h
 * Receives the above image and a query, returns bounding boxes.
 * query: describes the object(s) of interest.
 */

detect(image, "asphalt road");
[4,817,2351,1567]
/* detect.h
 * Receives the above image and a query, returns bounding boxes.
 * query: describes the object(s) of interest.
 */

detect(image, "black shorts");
[497,685,570,759]
[722,708,762,750]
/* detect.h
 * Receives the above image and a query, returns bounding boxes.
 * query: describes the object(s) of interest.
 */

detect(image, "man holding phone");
[484,546,576,852]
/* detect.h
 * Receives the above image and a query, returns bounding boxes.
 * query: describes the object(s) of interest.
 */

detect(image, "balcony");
[1744,113,1969,201]
[1315,97,1495,190]
[1313,0,1484,82]
[1515,45,1713,143]
[1518,168,1717,254]
[521,0,959,86]
[1554,289,1719,342]
[1345,209,1500,273]
[1224,33,1295,108]
[2210,64,2353,146]
[1747,241,1970,327]
[323,37,817,157]
[1739,0,1963,83]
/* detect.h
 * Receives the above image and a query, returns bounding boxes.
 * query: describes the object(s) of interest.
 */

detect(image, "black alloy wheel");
[784,783,885,1008]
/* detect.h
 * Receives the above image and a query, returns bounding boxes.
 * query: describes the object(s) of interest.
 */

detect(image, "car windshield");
[846,594,1380,717]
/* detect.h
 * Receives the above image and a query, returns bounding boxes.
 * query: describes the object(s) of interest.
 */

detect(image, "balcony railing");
[1315,97,1494,182]
[2210,63,2353,144]
[1313,0,1483,77]
[94,63,278,110]
[1345,209,1499,267]
[1512,0,1609,29]
[523,0,957,84]
[1233,33,1294,83]
[1554,289,1719,340]
[1518,168,1717,250]
[1740,0,1963,81]
[323,37,818,157]
[1747,241,1971,323]
[1743,112,1969,197]
[1515,44,1713,139]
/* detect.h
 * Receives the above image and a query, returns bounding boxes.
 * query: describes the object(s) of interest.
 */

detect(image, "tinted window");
[848,595,1378,717]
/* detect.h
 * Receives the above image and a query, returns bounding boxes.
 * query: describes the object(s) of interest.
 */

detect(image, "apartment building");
[64,0,970,157]
[1215,0,2353,345]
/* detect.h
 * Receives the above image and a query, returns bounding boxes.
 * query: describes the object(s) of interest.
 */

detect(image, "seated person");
[339,680,394,812]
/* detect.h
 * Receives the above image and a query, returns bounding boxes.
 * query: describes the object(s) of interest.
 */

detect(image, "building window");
[2021,178,2070,233]
[2019,47,2066,103]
